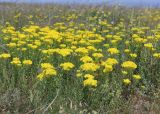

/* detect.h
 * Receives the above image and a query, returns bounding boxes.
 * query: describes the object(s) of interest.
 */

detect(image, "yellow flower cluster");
[2,8,160,89]
[60,62,74,71]
[107,48,119,55]
[83,74,97,87]
[80,56,93,63]
[121,61,137,70]
[123,78,131,85]
[0,53,11,59]
[37,63,57,80]
[80,63,100,72]
[11,57,21,66]
[102,58,118,73]
[153,53,160,59]
[23,60,32,65]
[133,74,141,80]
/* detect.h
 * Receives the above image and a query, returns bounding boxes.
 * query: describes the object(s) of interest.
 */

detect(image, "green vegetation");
[0,3,160,114]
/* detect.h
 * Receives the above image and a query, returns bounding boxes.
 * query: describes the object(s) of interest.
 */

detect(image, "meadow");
[0,3,160,114]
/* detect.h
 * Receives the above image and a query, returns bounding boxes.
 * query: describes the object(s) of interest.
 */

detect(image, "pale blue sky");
[0,0,160,7]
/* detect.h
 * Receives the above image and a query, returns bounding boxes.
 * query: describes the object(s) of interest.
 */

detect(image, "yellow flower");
[44,68,57,76]
[92,53,103,58]
[134,38,146,43]
[11,57,21,66]
[123,79,131,85]
[133,74,141,80]
[41,63,53,69]
[130,53,137,58]
[87,46,97,51]
[0,53,11,59]
[34,40,41,46]
[144,43,153,49]
[60,44,66,48]
[30,45,38,49]
[57,49,73,57]
[107,48,119,55]
[75,47,88,55]
[37,63,57,80]
[83,78,97,87]
[106,34,112,39]
[121,61,137,70]
[84,74,94,79]
[80,56,93,63]
[124,49,130,53]
[153,53,160,58]
[103,64,113,73]
[125,41,130,45]
[80,63,100,71]
[60,62,74,71]
[103,58,118,66]
[122,70,128,75]
[76,73,82,77]
[103,44,110,48]
[76,70,82,77]
[23,60,32,65]
[37,73,44,81]
[21,48,27,51]
[6,43,16,48]
[83,74,97,87]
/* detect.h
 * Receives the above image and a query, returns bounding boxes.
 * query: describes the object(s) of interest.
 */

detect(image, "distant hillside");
[0,0,160,7]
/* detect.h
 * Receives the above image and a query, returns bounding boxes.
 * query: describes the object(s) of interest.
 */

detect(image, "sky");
[0,0,160,7]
